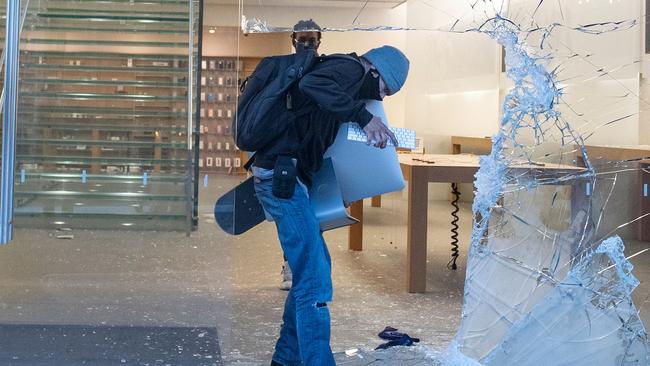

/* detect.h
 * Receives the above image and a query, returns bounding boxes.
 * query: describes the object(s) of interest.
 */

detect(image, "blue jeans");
[253,167,335,366]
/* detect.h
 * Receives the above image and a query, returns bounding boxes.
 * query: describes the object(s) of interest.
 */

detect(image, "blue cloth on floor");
[375,326,420,350]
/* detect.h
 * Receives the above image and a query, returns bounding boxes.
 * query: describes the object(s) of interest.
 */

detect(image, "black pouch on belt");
[272,156,297,199]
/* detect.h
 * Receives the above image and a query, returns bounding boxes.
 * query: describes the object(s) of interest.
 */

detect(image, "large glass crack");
[452,4,650,364]
[237,0,650,364]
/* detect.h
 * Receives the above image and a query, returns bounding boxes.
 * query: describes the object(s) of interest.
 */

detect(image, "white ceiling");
[205,0,406,9]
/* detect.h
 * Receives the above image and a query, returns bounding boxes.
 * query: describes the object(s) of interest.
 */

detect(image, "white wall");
[403,0,642,201]
[404,1,501,199]
[536,0,641,147]
[641,77,650,145]
[204,3,405,30]
[404,0,502,150]
[202,27,291,57]
[507,0,643,240]
[640,0,650,146]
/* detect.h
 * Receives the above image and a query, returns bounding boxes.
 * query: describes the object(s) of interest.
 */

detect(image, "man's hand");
[362,115,398,149]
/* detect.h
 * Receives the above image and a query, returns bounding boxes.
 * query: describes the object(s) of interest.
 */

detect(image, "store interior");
[0,0,649,365]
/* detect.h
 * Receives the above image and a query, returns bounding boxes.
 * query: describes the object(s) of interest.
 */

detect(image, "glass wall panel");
[0,1,648,365]
[221,1,650,364]
[13,0,199,230]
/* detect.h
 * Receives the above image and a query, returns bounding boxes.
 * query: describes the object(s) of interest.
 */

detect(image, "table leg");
[407,167,429,293]
[371,195,382,208]
[450,143,461,202]
[572,155,585,222]
[348,200,364,251]
[641,163,649,241]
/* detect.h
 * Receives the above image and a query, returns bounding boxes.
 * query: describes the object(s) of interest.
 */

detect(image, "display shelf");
[13,207,187,219]
[197,56,256,174]
[13,212,187,220]
[14,212,186,223]
[29,24,187,34]
[19,120,187,132]
[22,78,186,88]
[25,20,188,36]
[16,172,187,183]
[21,63,188,74]
[17,155,189,166]
[15,178,187,195]
[45,0,188,4]
[14,190,185,201]
[22,38,190,48]
[36,7,189,16]
[22,51,189,62]
[19,106,186,117]
[21,91,186,102]
[12,212,188,232]
[11,0,199,230]
[17,138,187,149]
[34,9,189,22]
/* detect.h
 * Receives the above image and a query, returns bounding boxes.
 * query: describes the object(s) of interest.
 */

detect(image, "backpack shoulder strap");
[319,52,363,66]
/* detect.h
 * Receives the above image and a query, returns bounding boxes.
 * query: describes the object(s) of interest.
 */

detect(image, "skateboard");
[214,176,266,235]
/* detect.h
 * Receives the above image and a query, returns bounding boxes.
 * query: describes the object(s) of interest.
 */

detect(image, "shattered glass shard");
[477,236,649,365]
[240,0,650,364]
[453,6,650,366]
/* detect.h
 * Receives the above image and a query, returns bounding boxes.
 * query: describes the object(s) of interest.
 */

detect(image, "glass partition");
[0,1,648,365]
[14,0,200,230]
[223,0,650,364]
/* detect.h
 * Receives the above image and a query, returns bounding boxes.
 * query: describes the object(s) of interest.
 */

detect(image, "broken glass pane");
[240,0,650,364]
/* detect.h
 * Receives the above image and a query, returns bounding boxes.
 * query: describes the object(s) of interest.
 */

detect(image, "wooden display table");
[450,135,492,155]
[577,145,650,241]
[640,159,649,241]
[348,154,584,293]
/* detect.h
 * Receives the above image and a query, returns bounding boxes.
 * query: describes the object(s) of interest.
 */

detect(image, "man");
[291,19,322,53]
[278,19,323,291]
[250,44,409,366]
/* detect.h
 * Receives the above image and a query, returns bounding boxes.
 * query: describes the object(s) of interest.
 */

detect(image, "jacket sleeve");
[298,59,374,128]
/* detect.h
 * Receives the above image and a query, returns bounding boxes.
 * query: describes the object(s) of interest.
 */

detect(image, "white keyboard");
[346,124,417,150]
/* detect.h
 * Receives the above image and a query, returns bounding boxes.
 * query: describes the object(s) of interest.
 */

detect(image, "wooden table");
[450,136,492,200]
[577,145,650,241]
[640,160,649,241]
[451,136,492,155]
[579,145,650,162]
[348,136,491,251]
[348,154,584,293]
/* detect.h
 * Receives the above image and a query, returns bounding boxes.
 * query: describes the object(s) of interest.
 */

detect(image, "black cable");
[448,182,461,270]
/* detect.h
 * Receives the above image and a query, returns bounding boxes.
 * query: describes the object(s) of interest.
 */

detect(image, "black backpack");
[232,49,317,152]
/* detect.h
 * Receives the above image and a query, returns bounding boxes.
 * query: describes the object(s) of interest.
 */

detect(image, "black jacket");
[253,52,372,185]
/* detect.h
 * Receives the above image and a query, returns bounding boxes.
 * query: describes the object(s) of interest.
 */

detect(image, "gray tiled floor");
[0,174,648,365]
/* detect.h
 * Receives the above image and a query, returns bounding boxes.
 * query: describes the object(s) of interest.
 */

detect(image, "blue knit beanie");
[362,45,409,95]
